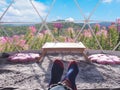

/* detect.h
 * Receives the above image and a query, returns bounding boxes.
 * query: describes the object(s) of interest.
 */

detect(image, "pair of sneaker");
[49,59,79,90]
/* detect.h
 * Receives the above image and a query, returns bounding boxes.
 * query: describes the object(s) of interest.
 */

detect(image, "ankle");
[62,79,72,89]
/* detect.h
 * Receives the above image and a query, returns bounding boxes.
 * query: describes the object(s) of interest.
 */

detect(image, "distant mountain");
[2,24,34,27]
[90,22,112,27]
[1,20,112,28]
[99,22,112,27]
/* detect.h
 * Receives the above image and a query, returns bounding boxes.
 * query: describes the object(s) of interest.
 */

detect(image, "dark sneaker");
[49,59,64,86]
[63,61,79,90]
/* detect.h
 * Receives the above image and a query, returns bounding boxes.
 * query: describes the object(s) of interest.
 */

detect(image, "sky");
[0,0,120,23]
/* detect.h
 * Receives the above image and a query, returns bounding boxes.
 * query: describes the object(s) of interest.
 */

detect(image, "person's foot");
[49,59,64,86]
[63,61,79,90]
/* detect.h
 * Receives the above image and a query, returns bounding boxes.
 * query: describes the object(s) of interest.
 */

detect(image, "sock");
[63,61,79,90]
[49,59,64,86]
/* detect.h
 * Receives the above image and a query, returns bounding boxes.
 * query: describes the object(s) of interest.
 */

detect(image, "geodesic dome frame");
[0,0,120,53]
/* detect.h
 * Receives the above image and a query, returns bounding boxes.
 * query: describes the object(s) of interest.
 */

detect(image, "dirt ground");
[0,53,120,90]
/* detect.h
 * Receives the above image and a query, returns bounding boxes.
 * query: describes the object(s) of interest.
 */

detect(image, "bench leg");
[38,50,47,62]
[82,52,90,62]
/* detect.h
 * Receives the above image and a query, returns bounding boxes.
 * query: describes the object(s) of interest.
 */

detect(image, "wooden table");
[38,42,88,62]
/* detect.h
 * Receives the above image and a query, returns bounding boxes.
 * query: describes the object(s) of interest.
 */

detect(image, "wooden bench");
[38,42,88,62]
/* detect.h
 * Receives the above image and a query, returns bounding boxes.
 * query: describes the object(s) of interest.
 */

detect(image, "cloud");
[102,0,113,3]
[0,0,8,7]
[102,0,120,3]
[65,17,74,22]
[0,0,48,22]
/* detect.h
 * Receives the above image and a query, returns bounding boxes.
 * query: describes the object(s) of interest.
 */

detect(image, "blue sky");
[0,0,120,22]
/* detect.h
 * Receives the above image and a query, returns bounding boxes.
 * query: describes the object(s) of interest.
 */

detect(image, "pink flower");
[0,36,12,44]
[0,47,3,52]
[12,35,20,42]
[111,22,115,25]
[95,23,100,29]
[108,25,116,30]
[53,23,63,29]
[0,37,7,44]
[102,26,106,30]
[65,37,74,42]
[41,30,50,35]
[83,30,92,38]
[67,27,74,33]
[116,19,120,24]
[96,30,108,37]
[117,25,120,32]
[19,40,26,47]
[29,26,37,34]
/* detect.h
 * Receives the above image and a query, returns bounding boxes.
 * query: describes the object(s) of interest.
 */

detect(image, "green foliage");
[108,27,119,49]
[0,23,120,52]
